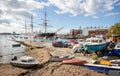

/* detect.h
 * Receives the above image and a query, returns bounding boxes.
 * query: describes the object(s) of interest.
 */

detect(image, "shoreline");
[0,41,106,76]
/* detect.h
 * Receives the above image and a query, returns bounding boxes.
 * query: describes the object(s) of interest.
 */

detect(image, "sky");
[0,0,120,34]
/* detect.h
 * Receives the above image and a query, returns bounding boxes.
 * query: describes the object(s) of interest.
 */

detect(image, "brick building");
[88,29,108,37]
[69,28,83,38]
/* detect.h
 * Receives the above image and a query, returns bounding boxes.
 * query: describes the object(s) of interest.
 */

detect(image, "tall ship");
[34,8,63,39]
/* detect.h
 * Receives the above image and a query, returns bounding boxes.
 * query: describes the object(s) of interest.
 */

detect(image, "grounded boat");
[108,43,120,56]
[48,55,74,62]
[85,63,120,73]
[10,56,39,68]
[83,37,108,52]
[62,59,87,65]
[85,60,120,73]
[77,39,85,45]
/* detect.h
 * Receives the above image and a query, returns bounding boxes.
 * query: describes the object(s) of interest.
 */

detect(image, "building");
[83,26,109,37]
[57,27,83,39]
[111,34,120,43]
[69,27,83,38]
[88,29,108,37]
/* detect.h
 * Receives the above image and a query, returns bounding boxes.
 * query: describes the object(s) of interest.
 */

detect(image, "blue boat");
[84,37,108,52]
[85,63,120,73]
[110,43,120,56]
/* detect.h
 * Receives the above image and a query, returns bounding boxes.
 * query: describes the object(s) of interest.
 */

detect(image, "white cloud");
[3,0,45,10]
[49,0,120,17]
[0,0,47,33]
[49,0,81,16]
[0,0,45,20]
[81,0,100,16]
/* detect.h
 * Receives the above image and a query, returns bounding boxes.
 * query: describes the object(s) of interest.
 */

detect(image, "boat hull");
[62,59,86,65]
[10,61,39,68]
[34,33,55,39]
[49,56,74,62]
[109,49,120,56]
[85,64,120,73]
[85,43,107,52]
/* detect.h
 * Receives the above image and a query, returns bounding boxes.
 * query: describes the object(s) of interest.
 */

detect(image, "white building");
[83,27,96,36]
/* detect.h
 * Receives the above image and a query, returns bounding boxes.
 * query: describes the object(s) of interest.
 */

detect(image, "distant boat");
[85,59,120,73]
[12,33,36,41]
[83,37,108,52]
[10,56,39,68]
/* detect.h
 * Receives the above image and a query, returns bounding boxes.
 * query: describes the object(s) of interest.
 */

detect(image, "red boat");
[49,55,74,62]
[62,59,87,65]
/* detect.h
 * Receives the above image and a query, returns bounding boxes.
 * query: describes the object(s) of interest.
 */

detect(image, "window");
[86,40,91,42]
[24,37,28,39]
[21,60,27,63]
[99,40,102,43]
[117,45,120,48]
[92,40,98,43]
[28,59,34,62]
[12,44,21,47]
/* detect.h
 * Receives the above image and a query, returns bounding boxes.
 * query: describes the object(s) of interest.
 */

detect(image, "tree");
[108,22,120,35]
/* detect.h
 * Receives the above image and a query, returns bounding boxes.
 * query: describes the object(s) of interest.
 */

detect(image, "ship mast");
[42,7,52,33]
[39,7,52,33]
[31,15,33,32]
[25,19,27,33]
[44,8,47,33]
